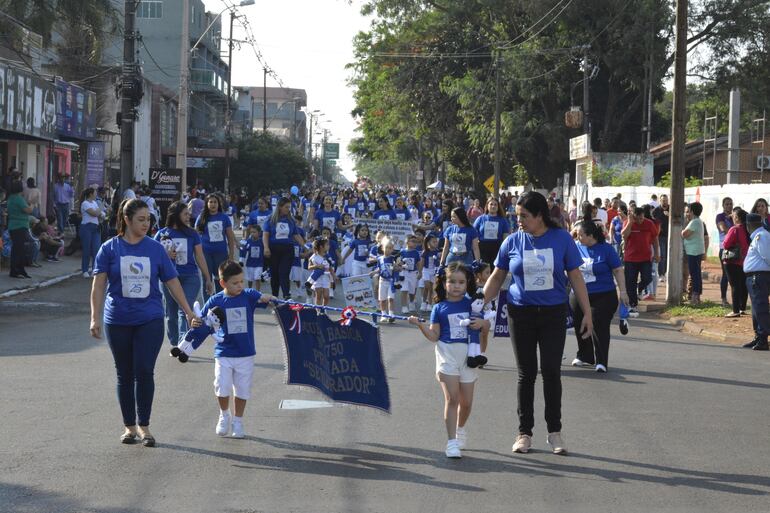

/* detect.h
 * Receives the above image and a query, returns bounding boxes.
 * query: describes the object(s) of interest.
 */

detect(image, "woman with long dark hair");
[263,197,305,298]
[721,207,750,317]
[373,196,397,220]
[474,197,511,266]
[155,201,214,345]
[196,193,236,297]
[483,191,593,455]
[90,199,197,446]
[570,209,628,372]
[750,198,769,230]
[440,207,480,266]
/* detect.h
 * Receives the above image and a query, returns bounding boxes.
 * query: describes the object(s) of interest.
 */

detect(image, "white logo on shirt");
[208,221,224,242]
[483,221,499,240]
[357,245,369,257]
[322,217,335,229]
[580,257,596,283]
[250,246,261,259]
[447,312,469,340]
[120,256,151,298]
[172,238,188,265]
[275,222,290,239]
[450,233,467,254]
[226,307,248,334]
[523,248,554,291]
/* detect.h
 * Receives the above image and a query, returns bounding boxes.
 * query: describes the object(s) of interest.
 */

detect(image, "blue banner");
[494,290,509,338]
[275,305,391,413]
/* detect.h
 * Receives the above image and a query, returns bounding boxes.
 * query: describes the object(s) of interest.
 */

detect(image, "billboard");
[55,78,97,139]
[149,168,183,226]
[0,64,56,139]
[85,142,105,187]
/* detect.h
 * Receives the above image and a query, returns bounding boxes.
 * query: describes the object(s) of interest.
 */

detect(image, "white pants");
[214,356,255,400]
[351,260,370,277]
[401,271,418,295]
[378,279,395,300]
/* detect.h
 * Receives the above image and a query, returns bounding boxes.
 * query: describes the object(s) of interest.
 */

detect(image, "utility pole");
[262,67,267,133]
[175,0,190,190]
[321,129,328,183]
[583,45,590,137]
[307,113,314,162]
[119,0,141,192]
[666,0,688,306]
[493,49,501,198]
[224,12,235,194]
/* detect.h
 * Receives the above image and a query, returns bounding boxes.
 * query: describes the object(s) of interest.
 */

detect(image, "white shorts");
[435,341,477,383]
[290,265,303,282]
[422,268,436,284]
[214,356,255,400]
[352,260,370,277]
[312,273,331,290]
[402,271,418,295]
[378,279,395,301]
[245,266,263,282]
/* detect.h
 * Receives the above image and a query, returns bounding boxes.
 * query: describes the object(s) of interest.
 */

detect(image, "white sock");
[233,415,242,422]
[220,409,230,416]
[389,310,394,317]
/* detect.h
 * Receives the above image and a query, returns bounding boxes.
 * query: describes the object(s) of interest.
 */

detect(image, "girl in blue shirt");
[420,234,440,312]
[314,195,341,232]
[408,262,489,458]
[263,198,305,299]
[483,191,593,455]
[341,223,373,277]
[393,197,411,222]
[570,212,628,372]
[155,201,215,345]
[474,197,511,266]
[373,196,397,221]
[196,194,236,298]
[441,207,480,266]
[90,198,197,447]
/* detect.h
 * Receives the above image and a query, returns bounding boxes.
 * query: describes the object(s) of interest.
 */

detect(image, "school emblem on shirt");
[120,256,151,299]
[523,248,554,291]
[226,307,248,334]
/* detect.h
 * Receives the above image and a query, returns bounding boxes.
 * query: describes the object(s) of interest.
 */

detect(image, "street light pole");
[224,12,236,194]
[493,49,501,198]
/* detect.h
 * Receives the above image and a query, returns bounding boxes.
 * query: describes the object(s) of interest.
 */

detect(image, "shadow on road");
[0,481,154,513]
[563,366,770,390]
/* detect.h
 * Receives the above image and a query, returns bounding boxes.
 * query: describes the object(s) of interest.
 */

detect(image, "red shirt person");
[621,207,660,310]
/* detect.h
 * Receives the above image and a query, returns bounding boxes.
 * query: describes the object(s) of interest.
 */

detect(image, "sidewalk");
[0,253,82,298]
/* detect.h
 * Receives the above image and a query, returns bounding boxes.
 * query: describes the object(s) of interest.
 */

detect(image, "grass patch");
[663,300,736,318]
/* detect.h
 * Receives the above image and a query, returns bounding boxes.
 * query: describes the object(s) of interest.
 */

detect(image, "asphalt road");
[1,277,769,513]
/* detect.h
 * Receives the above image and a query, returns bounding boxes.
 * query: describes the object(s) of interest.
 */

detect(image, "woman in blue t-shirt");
[314,195,341,232]
[570,211,628,373]
[246,197,272,230]
[440,207,480,266]
[195,194,236,297]
[373,196,397,220]
[263,197,305,299]
[90,199,197,447]
[474,197,511,266]
[482,191,593,455]
[393,197,412,222]
[155,201,215,345]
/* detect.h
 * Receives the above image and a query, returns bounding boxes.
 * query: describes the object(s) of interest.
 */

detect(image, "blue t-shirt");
[247,209,272,229]
[474,214,511,242]
[386,194,398,207]
[399,248,420,272]
[315,208,341,231]
[244,238,264,268]
[575,241,622,294]
[422,248,440,271]
[202,289,267,358]
[716,212,734,245]
[373,209,397,221]
[263,216,298,245]
[94,236,179,325]
[349,238,373,262]
[196,212,232,254]
[430,297,473,344]
[377,255,395,279]
[494,228,583,306]
[154,227,202,275]
[393,208,411,221]
[444,225,479,255]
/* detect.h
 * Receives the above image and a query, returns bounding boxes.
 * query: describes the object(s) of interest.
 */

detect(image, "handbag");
[723,245,741,261]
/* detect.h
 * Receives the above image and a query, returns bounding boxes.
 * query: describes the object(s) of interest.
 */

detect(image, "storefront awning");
[54,140,80,151]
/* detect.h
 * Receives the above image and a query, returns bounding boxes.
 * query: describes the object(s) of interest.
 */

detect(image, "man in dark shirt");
[652,194,669,279]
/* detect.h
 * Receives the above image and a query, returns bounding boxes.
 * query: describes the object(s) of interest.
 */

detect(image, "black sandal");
[120,430,137,444]
[141,435,155,447]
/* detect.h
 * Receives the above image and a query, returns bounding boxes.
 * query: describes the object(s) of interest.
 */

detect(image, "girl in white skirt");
[307,237,335,307]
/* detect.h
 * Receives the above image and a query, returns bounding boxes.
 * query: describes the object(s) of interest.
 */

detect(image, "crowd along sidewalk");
[0,253,82,298]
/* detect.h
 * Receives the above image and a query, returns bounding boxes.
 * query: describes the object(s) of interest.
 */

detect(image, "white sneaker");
[571,358,592,367]
[216,411,231,436]
[420,302,428,312]
[512,433,532,453]
[82,271,91,278]
[445,439,462,458]
[409,302,416,311]
[401,306,409,314]
[456,427,467,450]
[547,432,568,455]
[596,364,607,373]
[628,307,640,318]
[231,418,245,439]
[329,289,335,298]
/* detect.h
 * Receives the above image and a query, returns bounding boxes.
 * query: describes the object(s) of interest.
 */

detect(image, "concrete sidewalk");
[0,252,82,298]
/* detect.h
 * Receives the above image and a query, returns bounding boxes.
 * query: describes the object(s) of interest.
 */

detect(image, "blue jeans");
[80,223,101,273]
[204,251,228,299]
[162,272,201,345]
[747,272,770,340]
[624,260,652,307]
[446,252,474,266]
[686,254,703,294]
[56,202,69,233]
[105,319,164,426]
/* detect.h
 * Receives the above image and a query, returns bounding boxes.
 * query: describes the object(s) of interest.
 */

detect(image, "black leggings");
[571,290,619,367]
[9,227,28,276]
[507,303,566,436]
[269,243,294,298]
[724,263,748,314]
[478,240,503,267]
[719,249,729,300]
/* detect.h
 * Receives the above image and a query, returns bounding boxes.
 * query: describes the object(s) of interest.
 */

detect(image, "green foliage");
[229,133,310,195]
[664,300,735,318]
[655,171,703,188]
[611,170,643,186]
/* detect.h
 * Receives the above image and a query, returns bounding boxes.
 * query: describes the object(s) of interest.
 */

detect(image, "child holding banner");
[194,260,274,438]
[374,236,399,323]
[408,262,488,458]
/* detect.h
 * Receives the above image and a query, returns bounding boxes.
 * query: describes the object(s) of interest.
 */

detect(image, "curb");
[665,315,745,344]
[0,271,81,299]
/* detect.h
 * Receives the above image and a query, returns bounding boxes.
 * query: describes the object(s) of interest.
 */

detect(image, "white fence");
[585,184,770,255]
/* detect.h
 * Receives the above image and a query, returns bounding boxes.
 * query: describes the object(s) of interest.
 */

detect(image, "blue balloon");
[290,185,299,195]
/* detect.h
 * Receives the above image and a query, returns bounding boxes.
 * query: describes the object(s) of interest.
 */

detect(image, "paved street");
[1,277,770,513]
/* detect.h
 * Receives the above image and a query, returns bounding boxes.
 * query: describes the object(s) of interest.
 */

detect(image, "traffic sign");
[324,143,340,159]
[483,175,504,193]
[325,159,337,168]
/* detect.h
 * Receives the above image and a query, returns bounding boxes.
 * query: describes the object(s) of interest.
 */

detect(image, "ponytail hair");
[516,191,560,229]
[116,198,148,236]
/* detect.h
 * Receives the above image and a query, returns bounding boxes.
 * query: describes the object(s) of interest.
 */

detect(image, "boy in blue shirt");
[399,235,422,313]
[243,225,264,290]
[195,260,274,438]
